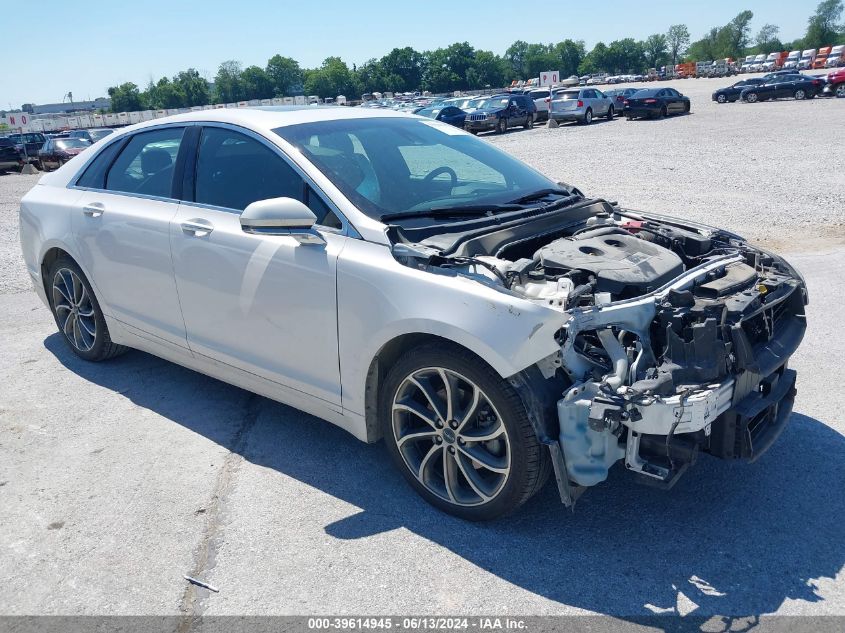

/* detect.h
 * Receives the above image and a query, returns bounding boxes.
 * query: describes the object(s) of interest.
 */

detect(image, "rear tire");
[47,256,127,362]
[380,343,550,521]
[659,105,667,118]
[583,108,593,124]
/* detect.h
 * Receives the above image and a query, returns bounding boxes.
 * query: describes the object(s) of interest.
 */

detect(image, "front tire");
[746,92,759,103]
[380,343,550,521]
[794,89,806,100]
[523,114,534,129]
[47,256,127,361]
[496,117,508,134]
[606,105,614,120]
[717,94,727,103]
[836,84,845,98]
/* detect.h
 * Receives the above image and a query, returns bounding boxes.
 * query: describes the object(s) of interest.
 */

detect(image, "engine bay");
[387,198,808,502]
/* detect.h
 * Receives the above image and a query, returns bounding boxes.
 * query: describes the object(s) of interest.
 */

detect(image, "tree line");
[108,1,843,111]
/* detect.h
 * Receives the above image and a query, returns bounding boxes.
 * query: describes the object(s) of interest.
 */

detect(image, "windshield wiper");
[380,204,522,222]
[508,188,570,205]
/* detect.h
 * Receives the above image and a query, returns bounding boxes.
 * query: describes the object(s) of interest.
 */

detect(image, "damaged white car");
[19,108,807,520]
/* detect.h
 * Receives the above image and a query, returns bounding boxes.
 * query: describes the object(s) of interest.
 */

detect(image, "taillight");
[645,98,657,103]
[577,100,584,107]
[545,97,550,102]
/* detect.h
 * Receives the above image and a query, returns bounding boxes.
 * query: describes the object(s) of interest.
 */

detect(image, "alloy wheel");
[391,367,511,507]
[794,89,805,100]
[747,92,758,103]
[52,268,97,352]
[836,84,845,98]
[717,94,726,103]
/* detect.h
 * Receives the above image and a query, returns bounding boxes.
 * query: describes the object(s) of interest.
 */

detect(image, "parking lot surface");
[1,76,843,624]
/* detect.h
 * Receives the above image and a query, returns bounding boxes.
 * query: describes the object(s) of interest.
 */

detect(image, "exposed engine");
[388,199,807,503]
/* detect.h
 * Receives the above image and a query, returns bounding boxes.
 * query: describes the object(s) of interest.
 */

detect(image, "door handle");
[82,203,105,217]
[180,220,214,237]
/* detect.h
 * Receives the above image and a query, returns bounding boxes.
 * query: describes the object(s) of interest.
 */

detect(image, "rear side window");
[106,128,184,198]
[76,140,125,189]
[194,127,302,212]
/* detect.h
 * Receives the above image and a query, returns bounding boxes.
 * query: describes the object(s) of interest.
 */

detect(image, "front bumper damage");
[547,252,807,503]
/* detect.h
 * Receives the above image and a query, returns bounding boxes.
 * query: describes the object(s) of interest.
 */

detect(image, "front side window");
[275,117,555,220]
[105,127,184,198]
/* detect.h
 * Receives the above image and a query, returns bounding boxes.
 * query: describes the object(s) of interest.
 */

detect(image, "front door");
[72,126,188,347]
[169,125,343,406]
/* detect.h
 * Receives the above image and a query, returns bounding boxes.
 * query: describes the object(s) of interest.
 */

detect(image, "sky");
[0,0,816,108]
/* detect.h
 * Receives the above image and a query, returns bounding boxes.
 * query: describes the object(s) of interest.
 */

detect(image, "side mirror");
[240,197,325,245]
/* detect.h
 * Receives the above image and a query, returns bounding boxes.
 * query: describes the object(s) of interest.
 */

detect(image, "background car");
[37,137,90,170]
[525,88,556,121]
[740,74,824,102]
[549,88,614,124]
[463,94,536,134]
[623,87,690,119]
[69,129,115,144]
[413,105,467,127]
[712,78,766,103]
[824,67,845,97]
[5,132,46,160]
[0,137,24,172]
[603,88,639,114]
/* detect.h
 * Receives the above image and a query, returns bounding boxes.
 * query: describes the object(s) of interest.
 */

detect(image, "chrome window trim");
[68,121,194,199]
[179,121,358,238]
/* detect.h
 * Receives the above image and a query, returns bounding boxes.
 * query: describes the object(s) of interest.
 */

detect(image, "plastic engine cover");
[537,233,684,295]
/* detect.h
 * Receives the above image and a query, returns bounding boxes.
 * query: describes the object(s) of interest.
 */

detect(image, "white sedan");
[20,107,807,519]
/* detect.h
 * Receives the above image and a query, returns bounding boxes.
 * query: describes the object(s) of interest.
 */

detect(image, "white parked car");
[19,108,807,519]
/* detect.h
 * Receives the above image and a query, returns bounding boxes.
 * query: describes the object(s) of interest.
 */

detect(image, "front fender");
[337,239,565,417]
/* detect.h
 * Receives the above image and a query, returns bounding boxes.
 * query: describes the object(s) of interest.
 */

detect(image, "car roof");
[98,106,417,139]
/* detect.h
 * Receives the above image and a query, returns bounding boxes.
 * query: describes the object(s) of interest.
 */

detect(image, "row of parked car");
[712,69,843,103]
[0,128,114,172]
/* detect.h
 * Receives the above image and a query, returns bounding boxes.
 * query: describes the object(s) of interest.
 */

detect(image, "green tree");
[552,40,586,77]
[379,47,425,92]
[579,42,609,74]
[214,60,244,103]
[304,57,353,98]
[505,40,530,78]
[721,10,754,58]
[266,55,303,96]
[173,69,209,107]
[145,77,186,109]
[644,33,669,68]
[686,27,720,62]
[804,0,844,48]
[605,38,645,73]
[108,82,145,112]
[241,65,273,100]
[667,24,691,65]
[470,50,508,88]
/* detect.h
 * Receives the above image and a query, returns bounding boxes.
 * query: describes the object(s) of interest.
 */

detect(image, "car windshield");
[274,117,556,220]
[90,129,114,141]
[474,97,509,109]
[415,108,440,119]
[55,139,89,150]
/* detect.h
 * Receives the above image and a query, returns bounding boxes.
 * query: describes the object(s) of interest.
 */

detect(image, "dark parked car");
[414,105,467,128]
[37,137,90,170]
[5,132,46,160]
[740,74,825,102]
[69,128,115,143]
[463,94,536,134]
[712,78,766,103]
[603,88,638,115]
[623,87,691,119]
[0,137,24,172]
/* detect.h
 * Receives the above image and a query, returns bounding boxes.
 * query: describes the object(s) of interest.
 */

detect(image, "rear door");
[72,126,188,348]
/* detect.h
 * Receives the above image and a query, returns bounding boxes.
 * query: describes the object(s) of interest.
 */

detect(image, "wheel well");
[40,247,72,302]
[363,334,494,443]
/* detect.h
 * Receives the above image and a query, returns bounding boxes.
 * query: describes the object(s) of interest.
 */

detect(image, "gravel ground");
[0,173,39,294]
[0,90,843,625]
[486,75,845,247]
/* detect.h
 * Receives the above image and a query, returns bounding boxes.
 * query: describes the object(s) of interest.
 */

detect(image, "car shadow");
[45,334,845,624]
